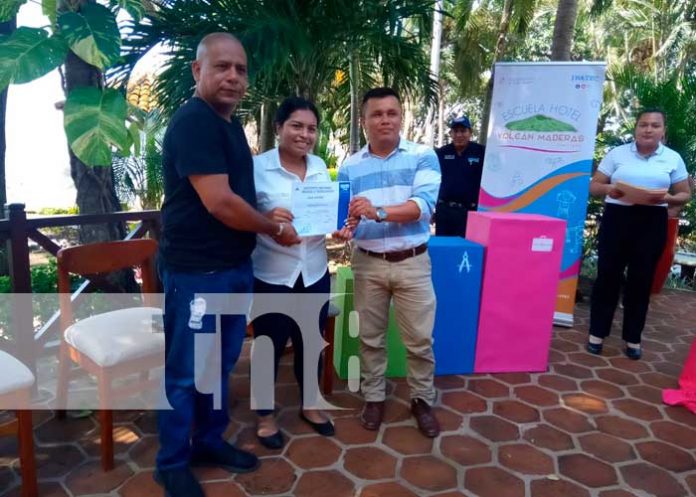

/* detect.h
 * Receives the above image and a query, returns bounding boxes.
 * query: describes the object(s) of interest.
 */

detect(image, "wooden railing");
[0,203,161,375]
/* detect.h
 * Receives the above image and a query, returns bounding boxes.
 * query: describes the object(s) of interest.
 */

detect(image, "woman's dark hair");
[274,96,320,127]
[635,107,667,126]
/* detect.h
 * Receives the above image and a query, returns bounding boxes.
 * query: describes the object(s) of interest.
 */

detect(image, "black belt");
[359,243,427,263]
[438,199,476,209]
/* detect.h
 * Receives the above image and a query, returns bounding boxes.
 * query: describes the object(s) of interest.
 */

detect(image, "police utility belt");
[359,243,427,263]
[438,199,477,209]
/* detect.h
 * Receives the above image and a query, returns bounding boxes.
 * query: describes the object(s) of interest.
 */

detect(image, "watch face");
[378,208,387,221]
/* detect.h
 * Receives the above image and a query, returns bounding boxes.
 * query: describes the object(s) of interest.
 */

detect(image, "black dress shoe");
[190,442,260,473]
[624,346,642,360]
[586,341,603,355]
[154,467,204,497]
[299,411,335,436]
[257,430,284,449]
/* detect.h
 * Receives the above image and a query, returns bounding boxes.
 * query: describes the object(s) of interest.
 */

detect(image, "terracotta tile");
[650,421,696,450]
[553,364,594,379]
[286,436,342,469]
[514,386,559,407]
[191,465,230,483]
[400,455,457,491]
[558,454,618,487]
[530,478,590,497]
[359,482,419,497]
[65,461,134,495]
[441,391,487,414]
[612,398,662,421]
[333,416,378,445]
[233,426,284,457]
[621,462,688,497]
[636,441,696,472]
[430,493,467,497]
[579,380,624,399]
[627,385,664,404]
[294,470,355,497]
[275,409,316,435]
[117,471,162,497]
[538,375,578,392]
[687,474,696,496]
[566,352,609,368]
[201,481,246,497]
[595,368,639,386]
[383,426,433,454]
[344,447,396,480]
[640,372,678,389]
[498,444,554,475]
[551,339,581,353]
[562,393,608,414]
[598,490,639,497]
[464,466,525,497]
[523,424,575,451]
[470,415,520,442]
[434,375,467,390]
[383,399,411,423]
[663,405,696,427]
[441,435,492,466]
[578,433,636,463]
[469,379,510,398]
[0,467,16,495]
[129,435,158,469]
[491,372,532,385]
[609,357,651,373]
[543,408,594,433]
[235,457,296,495]
[433,407,464,432]
[34,416,98,444]
[4,482,70,497]
[653,361,683,377]
[33,444,85,479]
[493,400,540,423]
[596,415,649,439]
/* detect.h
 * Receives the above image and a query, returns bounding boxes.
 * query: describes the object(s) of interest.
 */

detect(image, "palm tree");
[118,0,437,153]
[550,0,579,60]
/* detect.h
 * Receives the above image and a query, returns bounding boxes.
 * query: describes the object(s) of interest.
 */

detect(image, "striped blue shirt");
[338,138,441,252]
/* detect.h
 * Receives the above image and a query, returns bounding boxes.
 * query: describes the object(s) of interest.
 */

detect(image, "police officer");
[434,116,486,236]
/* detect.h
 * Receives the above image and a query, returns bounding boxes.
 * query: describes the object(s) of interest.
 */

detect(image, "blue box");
[430,236,484,375]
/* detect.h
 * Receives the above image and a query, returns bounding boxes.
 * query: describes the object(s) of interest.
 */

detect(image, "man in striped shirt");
[338,87,442,437]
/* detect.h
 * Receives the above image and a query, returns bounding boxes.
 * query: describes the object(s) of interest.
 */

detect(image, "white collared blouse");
[252,148,330,287]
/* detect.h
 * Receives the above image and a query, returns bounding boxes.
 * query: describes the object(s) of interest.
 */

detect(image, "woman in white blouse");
[587,109,691,360]
[251,97,337,448]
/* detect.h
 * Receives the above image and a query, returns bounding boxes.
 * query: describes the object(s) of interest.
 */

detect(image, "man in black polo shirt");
[156,32,299,497]
[434,115,486,236]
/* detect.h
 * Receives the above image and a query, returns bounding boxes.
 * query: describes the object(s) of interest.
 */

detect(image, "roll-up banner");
[479,62,606,326]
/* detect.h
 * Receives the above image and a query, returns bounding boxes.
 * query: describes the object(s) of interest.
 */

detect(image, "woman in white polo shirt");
[251,97,335,448]
[587,109,691,360]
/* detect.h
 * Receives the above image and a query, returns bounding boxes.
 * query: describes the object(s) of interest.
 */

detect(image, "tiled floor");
[1,289,695,497]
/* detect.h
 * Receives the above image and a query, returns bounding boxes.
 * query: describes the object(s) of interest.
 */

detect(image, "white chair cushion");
[64,307,165,367]
[0,349,35,395]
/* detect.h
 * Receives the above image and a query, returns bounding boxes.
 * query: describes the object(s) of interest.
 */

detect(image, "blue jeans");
[157,262,252,470]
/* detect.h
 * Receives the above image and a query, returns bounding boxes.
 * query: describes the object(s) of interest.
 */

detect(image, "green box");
[333,266,407,379]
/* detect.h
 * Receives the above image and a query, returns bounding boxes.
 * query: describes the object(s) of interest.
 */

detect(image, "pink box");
[467,212,566,372]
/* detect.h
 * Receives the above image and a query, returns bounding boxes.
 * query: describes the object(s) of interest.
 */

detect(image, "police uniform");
[434,141,485,236]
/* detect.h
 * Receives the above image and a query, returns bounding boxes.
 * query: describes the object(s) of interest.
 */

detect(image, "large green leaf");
[112,0,146,22]
[42,0,57,25]
[64,87,130,167]
[0,0,24,23]
[58,2,120,70]
[0,27,67,90]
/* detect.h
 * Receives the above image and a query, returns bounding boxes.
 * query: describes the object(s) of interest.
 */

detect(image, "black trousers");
[590,203,667,344]
[252,271,330,416]
[435,203,471,237]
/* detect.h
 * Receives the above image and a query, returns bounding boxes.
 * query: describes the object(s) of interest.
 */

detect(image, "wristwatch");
[375,207,388,223]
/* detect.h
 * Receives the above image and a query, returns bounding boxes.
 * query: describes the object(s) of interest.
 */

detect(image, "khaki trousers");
[351,248,436,404]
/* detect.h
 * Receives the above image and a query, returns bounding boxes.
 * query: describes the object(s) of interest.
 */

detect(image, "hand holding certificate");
[291,181,351,236]
[614,181,667,205]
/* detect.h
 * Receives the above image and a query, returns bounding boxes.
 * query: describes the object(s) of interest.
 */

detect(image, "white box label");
[532,237,554,252]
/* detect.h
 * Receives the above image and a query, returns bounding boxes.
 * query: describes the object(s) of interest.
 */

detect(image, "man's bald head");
[196,32,243,61]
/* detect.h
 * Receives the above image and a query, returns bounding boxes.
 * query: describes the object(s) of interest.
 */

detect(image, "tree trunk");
[348,50,362,155]
[479,0,513,145]
[550,0,579,61]
[259,100,276,152]
[0,17,16,275]
[424,0,444,147]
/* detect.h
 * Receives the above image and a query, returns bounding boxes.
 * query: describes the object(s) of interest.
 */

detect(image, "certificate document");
[291,181,351,236]
[614,181,667,205]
